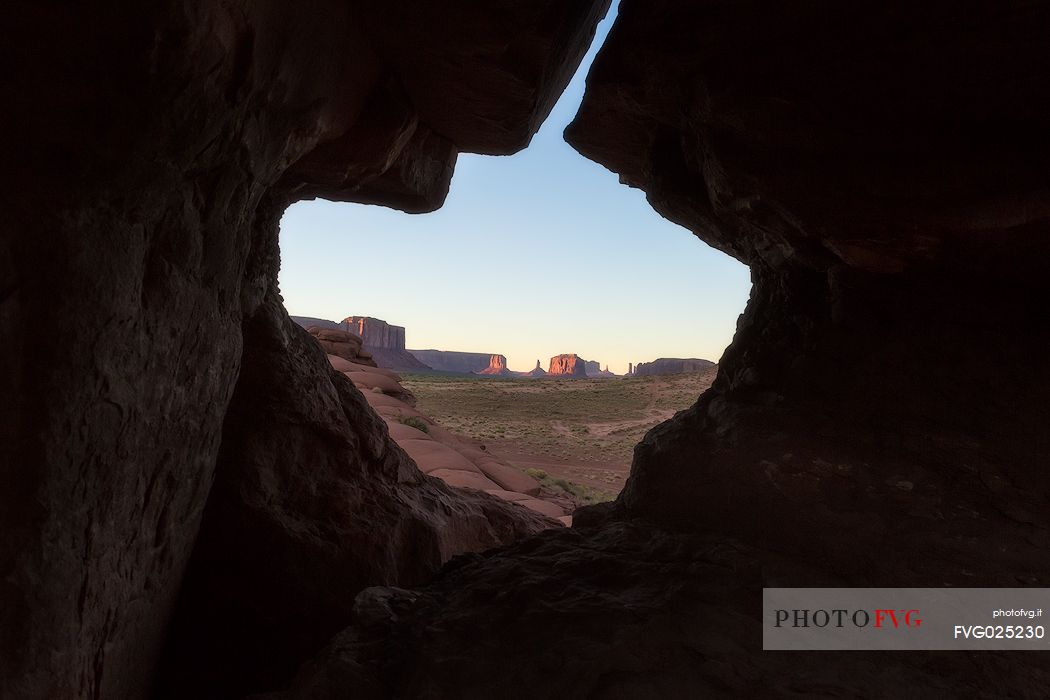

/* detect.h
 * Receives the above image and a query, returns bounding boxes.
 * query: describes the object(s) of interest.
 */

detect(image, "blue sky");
[278,1,751,375]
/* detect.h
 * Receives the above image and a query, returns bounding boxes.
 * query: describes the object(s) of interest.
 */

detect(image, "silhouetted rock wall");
[266,3,1050,698]
[1,1,611,696]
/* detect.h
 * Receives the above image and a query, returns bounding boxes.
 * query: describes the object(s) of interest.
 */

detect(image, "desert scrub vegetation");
[399,416,429,433]
[401,372,713,424]
[524,468,611,505]
[401,370,717,493]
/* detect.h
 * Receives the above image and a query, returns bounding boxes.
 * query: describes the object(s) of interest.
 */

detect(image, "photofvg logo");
[763,588,1050,650]
[774,608,922,630]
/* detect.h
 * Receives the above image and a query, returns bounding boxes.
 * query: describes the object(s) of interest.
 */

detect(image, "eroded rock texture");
[273,524,1050,700]
[565,0,1050,551]
[476,354,511,375]
[345,316,405,351]
[7,0,1050,698]
[156,294,554,697]
[271,2,1050,698]
[307,327,377,366]
[548,353,588,377]
[2,1,610,698]
[346,316,431,371]
[526,360,548,377]
[633,358,715,376]
[406,349,507,374]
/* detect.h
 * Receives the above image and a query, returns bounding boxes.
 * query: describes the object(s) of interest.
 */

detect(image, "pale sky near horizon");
[278,1,751,375]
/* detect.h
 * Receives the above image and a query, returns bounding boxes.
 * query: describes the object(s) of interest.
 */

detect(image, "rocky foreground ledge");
[262,521,1050,700]
[318,328,574,524]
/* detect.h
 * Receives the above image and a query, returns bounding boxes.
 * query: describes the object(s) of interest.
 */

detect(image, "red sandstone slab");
[327,355,357,372]
[347,372,405,395]
[516,499,566,518]
[386,422,431,441]
[373,405,432,424]
[364,393,427,418]
[484,489,531,502]
[473,459,541,496]
[429,469,502,492]
[337,361,402,380]
[397,439,481,474]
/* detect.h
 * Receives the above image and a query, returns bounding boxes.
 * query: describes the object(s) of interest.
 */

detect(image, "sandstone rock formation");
[352,381,575,525]
[8,1,1050,698]
[155,307,550,696]
[583,359,601,376]
[345,316,404,349]
[586,362,617,378]
[633,358,715,376]
[266,2,1050,698]
[522,360,548,377]
[2,2,610,697]
[336,316,430,370]
[547,354,588,377]
[291,315,347,332]
[294,315,429,370]
[338,361,418,406]
[476,354,511,376]
[349,363,548,499]
[275,519,1050,700]
[348,358,566,522]
[306,327,377,367]
[563,0,1050,556]
[408,349,501,374]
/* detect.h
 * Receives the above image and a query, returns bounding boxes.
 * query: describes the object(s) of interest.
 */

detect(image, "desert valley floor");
[402,369,718,502]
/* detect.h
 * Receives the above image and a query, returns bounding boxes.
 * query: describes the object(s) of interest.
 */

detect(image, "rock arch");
[4,1,1049,697]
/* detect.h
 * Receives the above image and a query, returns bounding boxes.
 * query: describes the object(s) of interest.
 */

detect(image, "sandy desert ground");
[401,369,718,504]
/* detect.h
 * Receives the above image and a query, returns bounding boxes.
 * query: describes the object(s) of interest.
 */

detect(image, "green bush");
[400,416,429,433]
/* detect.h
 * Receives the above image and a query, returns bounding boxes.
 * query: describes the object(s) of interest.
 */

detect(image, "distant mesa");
[409,349,500,374]
[476,355,511,376]
[345,316,404,350]
[294,314,637,379]
[583,359,617,378]
[633,358,716,376]
[548,354,588,377]
[291,315,430,370]
[343,315,431,370]
[546,355,619,378]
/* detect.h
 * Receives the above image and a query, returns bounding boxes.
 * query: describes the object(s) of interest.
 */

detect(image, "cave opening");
[274,0,750,509]
[8,0,1050,697]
